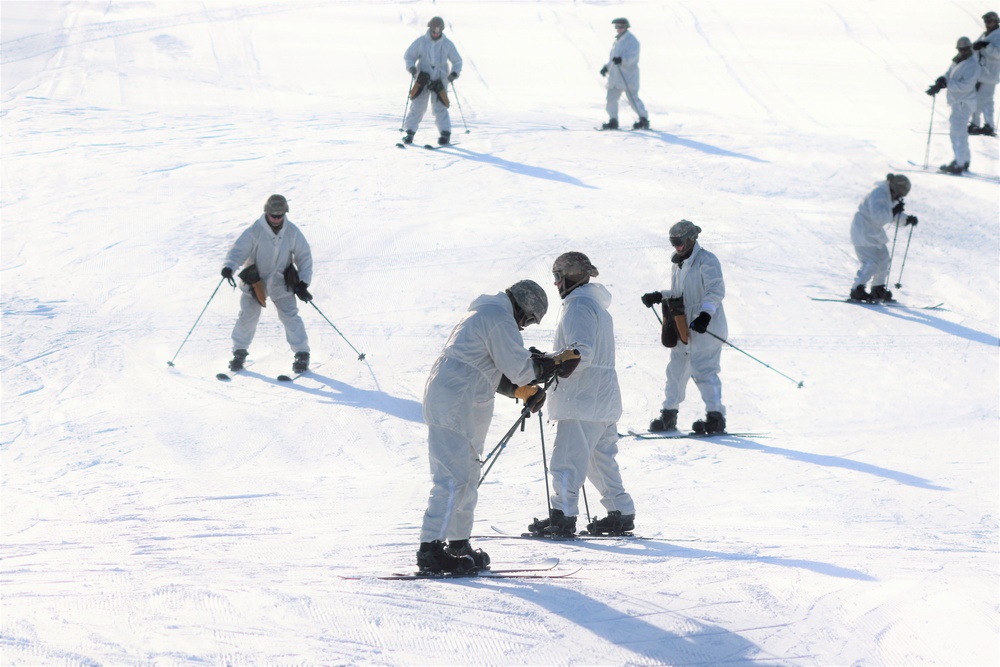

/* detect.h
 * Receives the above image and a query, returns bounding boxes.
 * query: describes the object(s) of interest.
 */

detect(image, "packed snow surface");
[2,1,997,664]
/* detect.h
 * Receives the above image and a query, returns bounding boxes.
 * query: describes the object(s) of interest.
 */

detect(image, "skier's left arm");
[447,41,463,78]
[293,231,314,286]
[698,255,726,317]
[617,33,640,68]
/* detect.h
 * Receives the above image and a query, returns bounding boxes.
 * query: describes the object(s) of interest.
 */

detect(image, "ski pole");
[450,79,470,133]
[615,63,640,122]
[704,330,805,389]
[309,301,366,361]
[923,94,936,170]
[400,74,414,132]
[886,216,901,287]
[166,276,225,367]
[894,224,916,289]
[479,376,555,487]
[538,411,552,517]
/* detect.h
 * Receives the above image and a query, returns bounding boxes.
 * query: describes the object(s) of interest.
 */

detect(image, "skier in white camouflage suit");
[527,252,636,538]
[970,11,1000,136]
[402,16,463,147]
[417,280,579,574]
[926,37,982,174]
[599,17,649,131]
[221,194,313,375]
[641,221,728,435]
[847,174,918,304]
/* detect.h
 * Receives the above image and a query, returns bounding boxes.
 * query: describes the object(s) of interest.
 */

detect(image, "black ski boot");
[601,118,619,130]
[968,122,982,135]
[229,348,248,372]
[292,351,310,373]
[417,540,475,574]
[586,510,635,536]
[692,411,726,434]
[527,509,577,537]
[403,130,415,145]
[849,285,874,302]
[633,116,649,130]
[870,285,895,302]
[447,539,490,570]
[981,124,997,137]
[939,161,964,175]
[650,409,678,432]
[438,131,451,146]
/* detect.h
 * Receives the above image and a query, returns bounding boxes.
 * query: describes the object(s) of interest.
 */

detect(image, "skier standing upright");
[527,252,636,538]
[599,17,649,130]
[970,11,1000,136]
[926,37,982,174]
[418,280,575,574]
[402,16,463,146]
[221,194,314,374]
[846,174,917,304]
[641,221,728,434]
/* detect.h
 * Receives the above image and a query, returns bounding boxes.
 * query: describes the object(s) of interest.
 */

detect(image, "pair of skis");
[339,557,579,581]
[624,429,769,440]
[809,296,945,311]
[396,142,459,150]
[216,364,317,383]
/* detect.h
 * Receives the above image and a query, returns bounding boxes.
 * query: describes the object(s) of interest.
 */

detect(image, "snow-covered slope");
[2,1,997,664]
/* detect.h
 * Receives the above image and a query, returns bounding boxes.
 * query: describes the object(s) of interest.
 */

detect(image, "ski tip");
[276,374,293,382]
[216,373,231,381]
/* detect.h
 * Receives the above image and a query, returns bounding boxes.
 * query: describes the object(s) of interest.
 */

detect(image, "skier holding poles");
[402,16,463,147]
[599,17,650,130]
[641,220,728,435]
[926,37,982,174]
[526,252,635,538]
[847,174,917,304]
[416,280,580,575]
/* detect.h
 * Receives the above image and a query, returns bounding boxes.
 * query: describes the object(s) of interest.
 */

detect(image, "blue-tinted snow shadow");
[439,146,597,189]
[496,583,784,666]
[240,370,423,423]
[630,130,769,163]
[870,306,999,347]
[712,438,948,490]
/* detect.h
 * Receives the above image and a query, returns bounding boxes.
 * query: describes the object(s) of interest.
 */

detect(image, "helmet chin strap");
[558,276,588,298]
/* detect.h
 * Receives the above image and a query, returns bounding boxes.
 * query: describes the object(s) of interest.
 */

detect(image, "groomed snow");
[2,1,997,664]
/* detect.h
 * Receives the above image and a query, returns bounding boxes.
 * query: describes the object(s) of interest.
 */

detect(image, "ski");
[809,296,945,310]
[594,127,620,131]
[395,142,407,149]
[485,525,651,541]
[894,162,1000,184]
[339,558,579,580]
[625,429,769,440]
[423,143,459,150]
[277,362,321,383]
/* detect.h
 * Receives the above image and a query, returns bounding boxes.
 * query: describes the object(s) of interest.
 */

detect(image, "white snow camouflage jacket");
[975,28,1000,84]
[547,283,623,423]
[850,181,901,248]
[404,31,463,84]
[423,293,538,442]
[659,242,728,340]
[223,215,313,300]
[605,30,641,91]
[943,55,981,106]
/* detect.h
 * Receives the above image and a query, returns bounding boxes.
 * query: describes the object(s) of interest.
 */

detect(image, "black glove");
[936,76,947,88]
[221,267,236,288]
[925,85,941,96]
[416,71,430,85]
[905,215,918,226]
[408,66,417,76]
[892,201,905,216]
[974,40,989,50]
[690,311,712,334]
[448,71,459,82]
[612,57,622,65]
[641,291,663,307]
[600,65,608,77]
[294,281,313,302]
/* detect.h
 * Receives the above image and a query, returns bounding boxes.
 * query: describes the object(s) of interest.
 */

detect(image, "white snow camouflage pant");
[973,81,996,128]
[852,243,891,289]
[419,424,480,543]
[949,99,974,166]
[606,86,647,120]
[548,419,635,518]
[662,332,725,416]
[231,290,309,353]
[405,88,451,135]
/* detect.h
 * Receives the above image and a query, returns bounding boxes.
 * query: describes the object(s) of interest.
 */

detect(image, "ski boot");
[417,540,475,575]
[939,161,964,175]
[849,285,874,303]
[632,116,649,130]
[446,539,490,570]
[403,130,415,145]
[692,411,726,434]
[869,285,895,302]
[292,351,310,373]
[229,348,248,372]
[981,124,996,137]
[601,117,619,130]
[968,122,982,135]
[527,509,577,537]
[438,131,451,146]
[586,510,635,536]
[649,409,678,432]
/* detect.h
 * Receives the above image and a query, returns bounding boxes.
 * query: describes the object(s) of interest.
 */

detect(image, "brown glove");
[514,385,546,412]
[553,348,582,378]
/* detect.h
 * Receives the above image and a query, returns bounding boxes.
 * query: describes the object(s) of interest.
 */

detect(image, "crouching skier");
[417,280,557,574]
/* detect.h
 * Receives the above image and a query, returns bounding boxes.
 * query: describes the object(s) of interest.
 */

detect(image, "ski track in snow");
[2,1,997,665]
